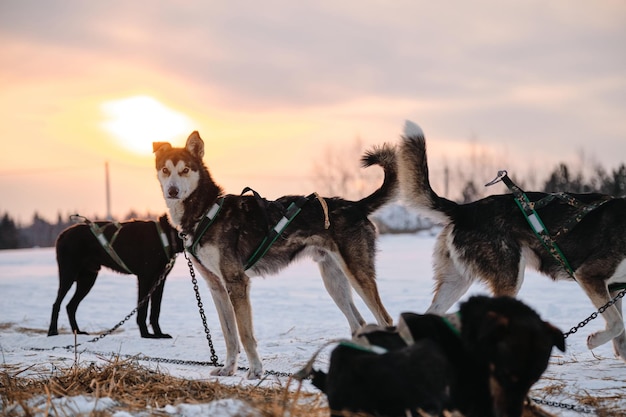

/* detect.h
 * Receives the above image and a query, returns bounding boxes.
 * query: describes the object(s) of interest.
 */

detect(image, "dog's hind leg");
[48,266,76,336]
[426,233,474,314]
[315,250,367,333]
[65,269,98,335]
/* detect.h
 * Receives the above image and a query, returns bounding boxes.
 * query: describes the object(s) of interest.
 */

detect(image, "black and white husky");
[397,120,626,361]
[153,131,396,378]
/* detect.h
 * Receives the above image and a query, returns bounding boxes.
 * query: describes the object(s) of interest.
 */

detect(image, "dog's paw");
[155,333,172,339]
[246,366,263,380]
[210,365,236,377]
[586,331,607,350]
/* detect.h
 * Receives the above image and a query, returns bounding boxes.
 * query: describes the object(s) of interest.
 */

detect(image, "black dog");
[48,215,183,338]
[308,296,565,417]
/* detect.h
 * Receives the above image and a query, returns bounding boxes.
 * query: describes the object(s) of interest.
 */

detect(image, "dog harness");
[188,197,225,259]
[241,187,316,271]
[154,220,174,260]
[69,215,134,274]
[72,215,175,275]
[187,188,330,271]
[486,171,614,278]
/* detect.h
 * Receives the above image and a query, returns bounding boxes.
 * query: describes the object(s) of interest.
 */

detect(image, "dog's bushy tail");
[397,120,457,224]
[357,143,399,214]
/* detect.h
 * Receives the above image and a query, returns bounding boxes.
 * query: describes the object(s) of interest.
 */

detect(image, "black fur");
[312,296,564,417]
[47,215,183,338]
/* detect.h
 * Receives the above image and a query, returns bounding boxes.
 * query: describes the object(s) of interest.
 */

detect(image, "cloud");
[0,0,625,220]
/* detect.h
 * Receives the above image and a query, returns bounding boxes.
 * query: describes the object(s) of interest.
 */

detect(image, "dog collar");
[188,197,225,258]
[442,312,462,337]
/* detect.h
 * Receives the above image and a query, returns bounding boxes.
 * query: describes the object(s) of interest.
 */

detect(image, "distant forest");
[1,161,625,250]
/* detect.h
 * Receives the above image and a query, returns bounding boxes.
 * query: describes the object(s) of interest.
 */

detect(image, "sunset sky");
[1,1,625,224]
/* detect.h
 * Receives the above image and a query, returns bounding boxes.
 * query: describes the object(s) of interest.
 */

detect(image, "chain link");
[529,397,595,414]
[183,249,220,366]
[564,287,626,338]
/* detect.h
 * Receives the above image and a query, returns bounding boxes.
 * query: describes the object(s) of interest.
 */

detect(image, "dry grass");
[0,356,329,416]
[1,356,621,417]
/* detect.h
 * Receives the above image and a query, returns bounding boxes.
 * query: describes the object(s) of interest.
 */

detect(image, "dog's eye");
[181,167,190,175]
[161,167,170,175]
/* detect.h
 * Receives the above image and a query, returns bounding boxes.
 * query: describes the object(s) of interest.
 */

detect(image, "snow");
[1,233,625,416]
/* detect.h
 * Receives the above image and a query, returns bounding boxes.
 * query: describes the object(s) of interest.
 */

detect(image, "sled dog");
[48,215,183,338]
[397,120,626,361]
[308,296,564,417]
[153,131,396,378]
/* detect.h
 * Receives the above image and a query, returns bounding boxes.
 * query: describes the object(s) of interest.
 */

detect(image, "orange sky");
[1,1,625,224]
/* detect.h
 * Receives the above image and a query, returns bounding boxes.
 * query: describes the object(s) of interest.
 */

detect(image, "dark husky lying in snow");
[397,120,626,361]
[153,131,397,378]
[48,215,183,338]
[306,295,564,417]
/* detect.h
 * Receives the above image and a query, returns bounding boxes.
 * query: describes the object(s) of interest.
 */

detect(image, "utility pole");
[105,161,112,220]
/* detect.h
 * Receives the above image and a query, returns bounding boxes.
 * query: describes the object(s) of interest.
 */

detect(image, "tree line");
[0,210,159,250]
[1,160,625,250]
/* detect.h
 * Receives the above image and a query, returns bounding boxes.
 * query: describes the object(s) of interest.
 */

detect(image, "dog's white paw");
[246,365,263,380]
[587,331,606,350]
[210,365,236,377]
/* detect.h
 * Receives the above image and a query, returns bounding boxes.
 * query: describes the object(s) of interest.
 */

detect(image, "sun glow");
[101,96,194,155]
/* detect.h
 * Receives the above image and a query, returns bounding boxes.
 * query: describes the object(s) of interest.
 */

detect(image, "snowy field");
[1,232,625,416]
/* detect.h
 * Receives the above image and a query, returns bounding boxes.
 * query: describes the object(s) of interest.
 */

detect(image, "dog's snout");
[167,186,180,199]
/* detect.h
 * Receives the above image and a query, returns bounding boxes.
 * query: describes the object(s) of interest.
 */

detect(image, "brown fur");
[397,120,626,361]
[153,131,397,378]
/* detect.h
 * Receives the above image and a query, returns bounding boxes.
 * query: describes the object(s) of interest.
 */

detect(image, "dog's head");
[460,296,565,417]
[153,131,206,202]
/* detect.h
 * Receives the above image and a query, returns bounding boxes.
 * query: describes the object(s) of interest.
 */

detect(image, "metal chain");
[184,249,220,366]
[182,249,291,376]
[564,287,626,338]
[58,256,177,349]
[529,397,594,414]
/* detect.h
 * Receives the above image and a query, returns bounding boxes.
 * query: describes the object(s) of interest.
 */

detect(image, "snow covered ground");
[1,232,625,416]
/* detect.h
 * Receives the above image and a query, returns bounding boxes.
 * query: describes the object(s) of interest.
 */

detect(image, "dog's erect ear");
[186,131,204,159]
[153,142,171,153]
[545,322,566,352]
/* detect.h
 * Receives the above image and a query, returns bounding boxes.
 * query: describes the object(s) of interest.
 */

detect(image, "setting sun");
[100,96,194,155]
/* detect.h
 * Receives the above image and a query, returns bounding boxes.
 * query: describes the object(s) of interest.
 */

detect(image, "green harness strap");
[499,174,576,277]
[188,197,225,258]
[186,191,313,271]
[244,193,313,271]
[487,171,613,279]
[72,215,133,274]
[154,220,173,261]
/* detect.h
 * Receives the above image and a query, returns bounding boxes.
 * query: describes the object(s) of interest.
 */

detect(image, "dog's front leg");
[194,261,241,376]
[578,277,626,359]
[226,273,263,379]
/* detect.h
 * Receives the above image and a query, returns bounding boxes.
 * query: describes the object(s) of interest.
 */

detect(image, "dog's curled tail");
[398,120,457,224]
[358,142,399,214]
